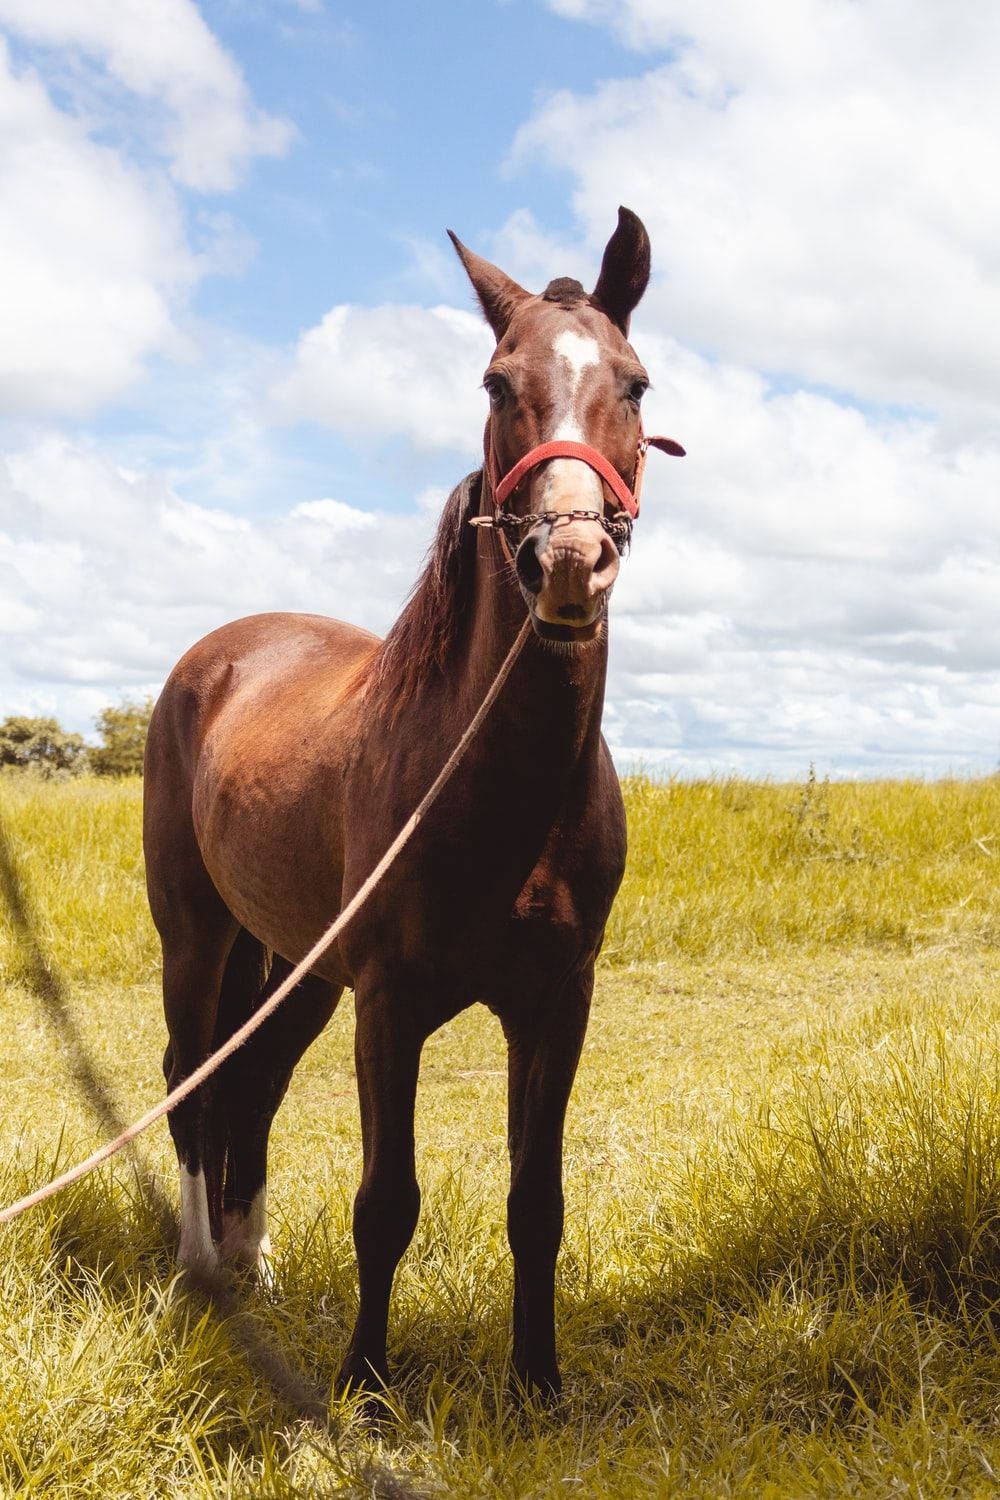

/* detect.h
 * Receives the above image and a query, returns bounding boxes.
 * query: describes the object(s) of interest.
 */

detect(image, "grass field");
[2,772,1000,1497]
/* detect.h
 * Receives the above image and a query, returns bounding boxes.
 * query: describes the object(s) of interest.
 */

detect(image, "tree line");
[0,698,154,778]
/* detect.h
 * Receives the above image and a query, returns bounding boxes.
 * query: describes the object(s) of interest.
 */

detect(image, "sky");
[1,0,999,778]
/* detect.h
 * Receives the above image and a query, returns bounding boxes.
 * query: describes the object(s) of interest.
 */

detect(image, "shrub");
[90,697,154,778]
[0,715,88,777]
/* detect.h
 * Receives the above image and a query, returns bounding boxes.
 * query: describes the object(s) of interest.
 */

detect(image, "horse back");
[146,613,378,776]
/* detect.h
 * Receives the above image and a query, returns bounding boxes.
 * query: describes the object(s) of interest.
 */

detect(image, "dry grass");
[2,773,1000,1496]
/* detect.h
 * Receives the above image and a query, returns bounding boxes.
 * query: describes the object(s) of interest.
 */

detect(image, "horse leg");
[337,986,425,1392]
[219,957,342,1275]
[504,965,593,1400]
[160,922,238,1273]
[147,769,239,1274]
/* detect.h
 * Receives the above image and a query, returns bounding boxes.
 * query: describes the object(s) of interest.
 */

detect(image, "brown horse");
[143,206,683,1399]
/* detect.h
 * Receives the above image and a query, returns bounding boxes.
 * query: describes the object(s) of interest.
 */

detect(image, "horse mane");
[543,277,587,307]
[361,469,482,714]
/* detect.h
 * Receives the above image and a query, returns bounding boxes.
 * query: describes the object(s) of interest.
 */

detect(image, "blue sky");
[190,0,638,322]
[2,0,1000,776]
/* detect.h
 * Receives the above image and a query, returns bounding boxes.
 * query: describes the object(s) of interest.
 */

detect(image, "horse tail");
[204,928,271,1235]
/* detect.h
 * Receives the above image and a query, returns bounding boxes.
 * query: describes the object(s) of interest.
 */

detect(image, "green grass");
[2,773,1000,1496]
[606,768,1000,961]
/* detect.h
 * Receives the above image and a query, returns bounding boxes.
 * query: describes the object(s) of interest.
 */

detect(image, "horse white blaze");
[544,328,603,508]
[178,1166,219,1269]
[551,328,599,435]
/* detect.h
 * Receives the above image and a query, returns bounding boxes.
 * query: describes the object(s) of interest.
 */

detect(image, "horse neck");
[455,534,611,772]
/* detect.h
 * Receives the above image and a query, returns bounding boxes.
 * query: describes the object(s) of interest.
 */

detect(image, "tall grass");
[2,773,1000,1496]
[3,770,999,982]
[0,776,153,984]
[607,769,1000,961]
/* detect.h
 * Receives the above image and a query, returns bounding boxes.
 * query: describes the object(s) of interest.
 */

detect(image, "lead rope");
[0,617,533,1227]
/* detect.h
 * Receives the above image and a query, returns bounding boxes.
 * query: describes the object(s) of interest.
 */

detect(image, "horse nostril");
[592,532,618,582]
[515,535,544,594]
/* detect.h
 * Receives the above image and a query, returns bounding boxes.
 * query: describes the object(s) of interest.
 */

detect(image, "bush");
[90,697,154,778]
[0,715,88,777]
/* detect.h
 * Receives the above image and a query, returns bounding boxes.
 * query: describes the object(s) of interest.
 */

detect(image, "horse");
[142,206,684,1400]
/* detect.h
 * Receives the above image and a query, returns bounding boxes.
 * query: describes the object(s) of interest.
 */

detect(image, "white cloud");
[0,38,195,414]
[289,498,377,530]
[2,0,999,778]
[635,334,1000,571]
[0,0,293,191]
[602,336,1000,773]
[3,403,999,777]
[0,435,438,729]
[0,0,293,417]
[523,0,1000,416]
[270,304,494,452]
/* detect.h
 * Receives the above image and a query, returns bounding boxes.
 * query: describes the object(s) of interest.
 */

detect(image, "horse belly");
[192,746,351,985]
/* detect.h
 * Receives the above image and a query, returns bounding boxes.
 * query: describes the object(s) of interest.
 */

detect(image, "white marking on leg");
[220,1187,272,1282]
[178,1166,220,1271]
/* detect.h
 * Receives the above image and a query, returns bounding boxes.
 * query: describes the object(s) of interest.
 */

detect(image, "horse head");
[449,207,683,643]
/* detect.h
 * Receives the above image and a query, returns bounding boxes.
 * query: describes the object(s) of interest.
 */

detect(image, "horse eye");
[484,374,508,405]
[627,378,648,405]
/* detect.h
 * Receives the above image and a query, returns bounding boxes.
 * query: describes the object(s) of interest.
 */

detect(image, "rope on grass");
[0,619,532,1227]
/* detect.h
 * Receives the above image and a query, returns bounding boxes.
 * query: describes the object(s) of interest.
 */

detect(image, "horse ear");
[591,206,651,336]
[448,231,530,341]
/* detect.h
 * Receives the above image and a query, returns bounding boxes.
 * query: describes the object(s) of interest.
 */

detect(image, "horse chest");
[340,787,623,1000]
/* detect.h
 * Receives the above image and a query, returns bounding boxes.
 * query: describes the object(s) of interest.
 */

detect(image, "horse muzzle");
[515,513,620,642]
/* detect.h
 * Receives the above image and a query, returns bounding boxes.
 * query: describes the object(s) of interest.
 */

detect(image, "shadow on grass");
[0,816,174,1226]
[20,1092,1000,1462]
[0,809,351,1442]
[11,799,1000,1480]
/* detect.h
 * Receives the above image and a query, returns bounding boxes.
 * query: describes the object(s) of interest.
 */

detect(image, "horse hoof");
[220,1231,275,1290]
[509,1367,563,1409]
[335,1355,390,1401]
[176,1251,225,1296]
[219,1201,273,1282]
[177,1239,222,1278]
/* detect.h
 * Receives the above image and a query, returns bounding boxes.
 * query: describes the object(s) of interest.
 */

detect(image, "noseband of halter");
[470,424,682,557]
[493,437,643,517]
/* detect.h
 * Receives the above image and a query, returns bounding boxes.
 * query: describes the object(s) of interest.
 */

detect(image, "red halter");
[485,424,684,523]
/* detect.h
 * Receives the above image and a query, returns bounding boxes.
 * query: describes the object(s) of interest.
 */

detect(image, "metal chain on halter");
[470,506,633,554]
[474,417,683,566]
[473,425,645,562]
